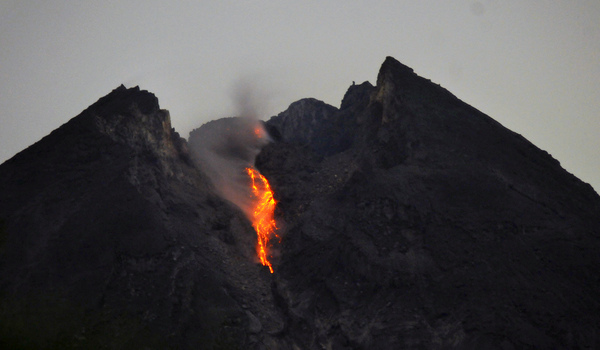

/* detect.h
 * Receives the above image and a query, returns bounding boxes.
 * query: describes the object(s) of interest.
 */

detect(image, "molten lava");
[254,127,264,138]
[246,167,277,273]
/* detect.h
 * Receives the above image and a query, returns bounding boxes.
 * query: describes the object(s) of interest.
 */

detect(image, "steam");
[188,79,271,218]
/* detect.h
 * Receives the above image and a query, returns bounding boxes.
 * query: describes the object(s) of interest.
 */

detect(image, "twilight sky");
[1,1,599,191]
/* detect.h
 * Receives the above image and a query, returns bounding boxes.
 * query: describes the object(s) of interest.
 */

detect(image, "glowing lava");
[246,167,277,273]
[254,127,264,138]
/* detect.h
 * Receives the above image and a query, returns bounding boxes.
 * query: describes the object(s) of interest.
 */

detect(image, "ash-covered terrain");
[1,57,599,349]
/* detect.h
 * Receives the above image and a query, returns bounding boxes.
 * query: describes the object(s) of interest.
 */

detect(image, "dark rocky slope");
[258,57,600,349]
[0,86,284,349]
[0,57,599,349]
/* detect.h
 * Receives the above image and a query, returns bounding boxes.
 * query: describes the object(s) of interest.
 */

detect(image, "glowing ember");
[246,167,277,273]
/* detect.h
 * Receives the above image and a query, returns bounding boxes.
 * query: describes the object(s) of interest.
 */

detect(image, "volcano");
[1,57,599,349]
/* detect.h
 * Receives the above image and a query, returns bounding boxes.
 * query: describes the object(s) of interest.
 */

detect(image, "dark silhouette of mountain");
[1,57,599,349]
[0,86,282,349]
[258,57,600,349]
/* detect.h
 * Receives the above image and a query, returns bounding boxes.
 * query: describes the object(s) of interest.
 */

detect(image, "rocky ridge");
[257,56,600,349]
[0,85,283,349]
[0,58,599,349]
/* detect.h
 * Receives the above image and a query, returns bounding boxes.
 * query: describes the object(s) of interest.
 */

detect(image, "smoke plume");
[188,80,271,218]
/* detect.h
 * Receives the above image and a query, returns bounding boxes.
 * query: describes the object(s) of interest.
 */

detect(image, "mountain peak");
[375,56,417,90]
[379,56,414,76]
[89,85,160,116]
[1,58,599,349]
[87,85,177,156]
[2,85,188,180]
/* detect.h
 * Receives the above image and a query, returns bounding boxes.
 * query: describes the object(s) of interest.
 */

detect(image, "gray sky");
[1,1,599,192]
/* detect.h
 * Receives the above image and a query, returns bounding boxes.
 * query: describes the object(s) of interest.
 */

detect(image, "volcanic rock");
[0,85,284,349]
[257,57,600,349]
[1,57,599,349]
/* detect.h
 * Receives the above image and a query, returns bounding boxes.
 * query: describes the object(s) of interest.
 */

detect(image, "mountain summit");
[1,57,599,349]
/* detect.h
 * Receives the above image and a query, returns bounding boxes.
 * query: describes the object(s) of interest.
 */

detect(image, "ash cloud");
[231,75,270,120]
[188,80,271,218]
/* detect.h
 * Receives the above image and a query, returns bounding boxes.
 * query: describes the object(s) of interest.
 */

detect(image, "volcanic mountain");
[1,57,599,349]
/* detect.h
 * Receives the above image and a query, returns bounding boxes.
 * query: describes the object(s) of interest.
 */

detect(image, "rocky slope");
[258,57,600,349]
[0,57,599,349]
[0,86,283,349]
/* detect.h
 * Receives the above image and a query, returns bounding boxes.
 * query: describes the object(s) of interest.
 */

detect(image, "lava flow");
[246,167,277,273]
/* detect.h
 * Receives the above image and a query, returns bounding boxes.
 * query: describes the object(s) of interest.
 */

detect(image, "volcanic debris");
[1,58,599,349]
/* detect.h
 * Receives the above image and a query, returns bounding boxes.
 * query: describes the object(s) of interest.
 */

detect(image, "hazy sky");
[1,1,599,192]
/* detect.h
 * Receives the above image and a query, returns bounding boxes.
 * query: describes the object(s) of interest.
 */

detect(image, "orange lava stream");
[246,167,277,273]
